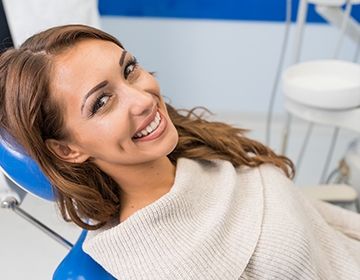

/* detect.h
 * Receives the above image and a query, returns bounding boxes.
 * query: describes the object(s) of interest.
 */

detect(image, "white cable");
[333,0,353,59]
[265,0,292,146]
[353,41,360,62]
[325,167,340,184]
[294,122,314,182]
[352,14,360,62]
[292,1,352,182]
[321,0,353,184]
[321,127,340,184]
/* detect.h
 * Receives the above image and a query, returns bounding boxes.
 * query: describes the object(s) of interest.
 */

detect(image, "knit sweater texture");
[83,158,360,279]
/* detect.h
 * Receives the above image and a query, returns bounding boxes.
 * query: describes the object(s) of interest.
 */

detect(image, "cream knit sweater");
[83,158,360,279]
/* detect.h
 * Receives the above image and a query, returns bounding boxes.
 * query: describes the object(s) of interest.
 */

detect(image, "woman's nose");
[123,85,154,116]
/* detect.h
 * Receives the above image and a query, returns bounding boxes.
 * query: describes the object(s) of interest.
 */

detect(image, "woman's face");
[49,39,178,172]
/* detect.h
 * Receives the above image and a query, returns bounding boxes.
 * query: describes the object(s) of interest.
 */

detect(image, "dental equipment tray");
[282,60,360,110]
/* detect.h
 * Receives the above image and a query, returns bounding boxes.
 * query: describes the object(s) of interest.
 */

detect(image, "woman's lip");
[134,105,158,135]
[133,110,167,142]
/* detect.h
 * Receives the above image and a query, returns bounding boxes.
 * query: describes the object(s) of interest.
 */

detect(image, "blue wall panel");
[98,0,360,23]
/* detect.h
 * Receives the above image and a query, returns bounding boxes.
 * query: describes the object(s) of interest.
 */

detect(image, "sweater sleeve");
[306,197,360,241]
[242,164,360,280]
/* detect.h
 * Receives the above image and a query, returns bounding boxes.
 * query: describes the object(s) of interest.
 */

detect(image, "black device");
[0,0,13,52]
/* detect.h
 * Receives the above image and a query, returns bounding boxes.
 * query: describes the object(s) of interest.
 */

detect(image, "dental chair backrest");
[0,139,54,200]
[0,139,115,280]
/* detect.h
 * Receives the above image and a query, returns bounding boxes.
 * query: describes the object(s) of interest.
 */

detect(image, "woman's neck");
[102,156,176,222]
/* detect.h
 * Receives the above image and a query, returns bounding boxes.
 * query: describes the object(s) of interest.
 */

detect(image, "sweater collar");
[84,158,264,279]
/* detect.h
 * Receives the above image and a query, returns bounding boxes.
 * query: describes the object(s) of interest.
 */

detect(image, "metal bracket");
[1,196,73,249]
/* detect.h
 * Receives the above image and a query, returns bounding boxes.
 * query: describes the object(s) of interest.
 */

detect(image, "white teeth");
[154,115,160,125]
[150,121,157,130]
[134,112,162,139]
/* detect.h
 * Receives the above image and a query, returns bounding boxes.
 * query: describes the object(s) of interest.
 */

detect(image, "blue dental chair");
[0,139,115,280]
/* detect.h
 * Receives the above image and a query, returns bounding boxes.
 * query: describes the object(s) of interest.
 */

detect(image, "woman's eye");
[124,64,135,78]
[90,94,110,116]
[124,57,138,79]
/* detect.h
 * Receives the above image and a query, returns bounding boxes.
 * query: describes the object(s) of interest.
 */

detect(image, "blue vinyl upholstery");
[0,139,53,201]
[0,138,115,280]
[53,230,116,280]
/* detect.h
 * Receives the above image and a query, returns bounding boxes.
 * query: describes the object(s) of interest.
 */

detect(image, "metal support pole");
[1,197,73,250]
[280,0,309,155]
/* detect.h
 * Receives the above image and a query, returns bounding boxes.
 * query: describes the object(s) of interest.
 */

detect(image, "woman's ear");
[45,139,89,163]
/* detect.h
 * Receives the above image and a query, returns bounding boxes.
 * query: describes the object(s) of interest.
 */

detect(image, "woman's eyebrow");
[81,80,108,113]
[119,50,127,66]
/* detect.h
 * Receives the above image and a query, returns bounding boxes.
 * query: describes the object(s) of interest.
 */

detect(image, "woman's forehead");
[58,39,124,61]
[49,39,125,104]
[52,40,123,79]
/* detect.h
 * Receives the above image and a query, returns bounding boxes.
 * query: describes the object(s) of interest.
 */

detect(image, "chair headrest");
[0,139,54,201]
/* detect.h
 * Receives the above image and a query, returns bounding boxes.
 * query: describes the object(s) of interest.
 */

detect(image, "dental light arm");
[315,2,360,45]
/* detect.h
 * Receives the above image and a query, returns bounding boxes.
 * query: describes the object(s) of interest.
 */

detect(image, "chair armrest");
[53,230,116,280]
[300,184,358,202]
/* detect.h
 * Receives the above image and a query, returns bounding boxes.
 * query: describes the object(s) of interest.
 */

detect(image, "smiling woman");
[0,25,360,279]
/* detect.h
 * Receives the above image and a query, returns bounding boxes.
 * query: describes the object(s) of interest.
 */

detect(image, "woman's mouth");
[133,111,161,139]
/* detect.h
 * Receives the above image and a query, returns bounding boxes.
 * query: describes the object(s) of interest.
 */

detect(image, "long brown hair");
[0,25,294,230]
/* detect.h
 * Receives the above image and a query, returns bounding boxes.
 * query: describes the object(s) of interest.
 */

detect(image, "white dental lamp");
[281,0,360,210]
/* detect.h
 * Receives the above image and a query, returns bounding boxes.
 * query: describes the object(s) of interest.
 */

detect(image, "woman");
[0,25,359,279]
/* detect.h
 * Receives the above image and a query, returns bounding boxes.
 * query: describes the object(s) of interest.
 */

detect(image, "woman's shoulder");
[176,158,292,189]
[232,161,291,184]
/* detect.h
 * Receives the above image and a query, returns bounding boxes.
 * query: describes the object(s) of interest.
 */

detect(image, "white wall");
[101,16,359,114]
[101,17,360,182]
